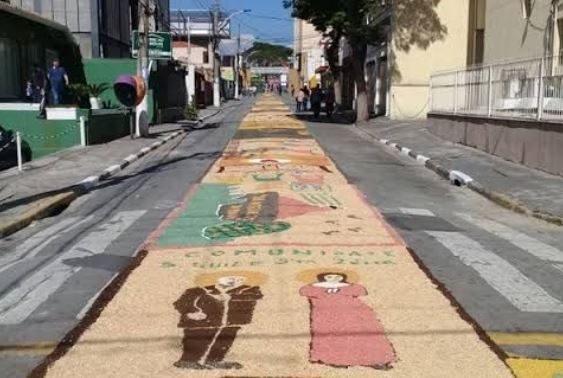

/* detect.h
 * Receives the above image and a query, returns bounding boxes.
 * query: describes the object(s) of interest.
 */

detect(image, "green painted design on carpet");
[203,221,291,240]
[157,184,236,247]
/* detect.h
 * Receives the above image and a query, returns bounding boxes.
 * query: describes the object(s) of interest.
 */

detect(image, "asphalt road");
[1,97,562,377]
[304,114,563,361]
[0,98,253,378]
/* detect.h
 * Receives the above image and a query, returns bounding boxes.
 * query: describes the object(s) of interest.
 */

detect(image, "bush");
[184,96,199,121]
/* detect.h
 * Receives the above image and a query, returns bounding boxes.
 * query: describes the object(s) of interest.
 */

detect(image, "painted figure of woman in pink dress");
[300,272,396,369]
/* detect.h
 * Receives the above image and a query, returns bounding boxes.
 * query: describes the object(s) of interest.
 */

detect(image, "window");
[203,50,209,63]
[521,0,532,19]
[0,38,21,99]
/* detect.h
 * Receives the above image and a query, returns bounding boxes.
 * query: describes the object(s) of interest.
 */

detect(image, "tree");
[322,28,344,104]
[284,0,389,121]
[246,42,293,67]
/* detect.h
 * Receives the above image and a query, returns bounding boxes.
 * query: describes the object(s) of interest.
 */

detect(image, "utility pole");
[187,16,191,65]
[212,0,221,107]
[235,23,240,99]
[136,0,151,137]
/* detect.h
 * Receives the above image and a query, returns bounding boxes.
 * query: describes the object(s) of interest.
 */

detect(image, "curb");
[0,191,77,238]
[0,130,186,239]
[355,125,563,227]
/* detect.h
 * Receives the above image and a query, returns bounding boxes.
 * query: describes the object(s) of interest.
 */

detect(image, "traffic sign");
[132,31,172,60]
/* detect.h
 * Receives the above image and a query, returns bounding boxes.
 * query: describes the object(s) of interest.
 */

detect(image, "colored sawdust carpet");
[42,95,512,377]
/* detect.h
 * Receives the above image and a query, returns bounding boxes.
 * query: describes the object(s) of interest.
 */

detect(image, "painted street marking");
[459,214,563,263]
[76,272,119,320]
[124,154,138,164]
[0,211,146,324]
[507,358,563,378]
[77,176,99,189]
[0,216,93,274]
[449,170,473,185]
[427,231,563,313]
[488,332,563,347]
[416,155,430,164]
[103,165,121,175]
[399,208,436,216]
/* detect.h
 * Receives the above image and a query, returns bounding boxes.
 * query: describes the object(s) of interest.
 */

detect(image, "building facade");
[483,0,557,63]
[0,2,84,100]
[7,0,169,58]
[386,0,473,119]
[170,9,230,106]
[293,19,324,89]
[427,0,563,176]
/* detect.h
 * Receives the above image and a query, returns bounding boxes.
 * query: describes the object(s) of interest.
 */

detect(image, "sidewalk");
[0,105,229,238]
[355,118,563,224]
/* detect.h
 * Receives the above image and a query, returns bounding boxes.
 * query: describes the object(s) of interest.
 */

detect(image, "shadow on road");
[290,112,356,125]
[0,151,222,214]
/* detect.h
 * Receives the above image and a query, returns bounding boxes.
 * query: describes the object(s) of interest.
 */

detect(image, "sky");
[170,0,294,47]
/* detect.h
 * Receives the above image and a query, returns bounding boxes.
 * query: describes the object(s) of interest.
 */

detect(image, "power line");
[243,14,293,22]
[192,0,211,10]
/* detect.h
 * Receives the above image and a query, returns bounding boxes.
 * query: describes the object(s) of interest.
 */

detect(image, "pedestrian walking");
[290,84,295,98]
[303,85,310,111]
[310,85,322,118]
[296,88,305,112]
[31,64,46,103]
[325,86,336,118]
[47,59,69,106]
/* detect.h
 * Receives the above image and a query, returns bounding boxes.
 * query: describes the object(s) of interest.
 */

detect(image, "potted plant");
[87,83,110,109]
[67,83,89,106]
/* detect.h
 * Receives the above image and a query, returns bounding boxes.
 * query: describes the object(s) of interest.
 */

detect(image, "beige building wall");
[173,41,212,70]
[390,0,471,119]
[293,19,324,87]
[484,0,551,63]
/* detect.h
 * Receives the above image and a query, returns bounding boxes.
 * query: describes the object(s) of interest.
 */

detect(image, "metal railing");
[430,55,563,121]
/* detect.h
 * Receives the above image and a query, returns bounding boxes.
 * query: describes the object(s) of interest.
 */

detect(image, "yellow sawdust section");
[507,358,563,378]
[44,94,512,377]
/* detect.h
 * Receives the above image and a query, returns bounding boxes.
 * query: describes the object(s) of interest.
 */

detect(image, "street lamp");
[212,8,251,106]
[219,9,251,32]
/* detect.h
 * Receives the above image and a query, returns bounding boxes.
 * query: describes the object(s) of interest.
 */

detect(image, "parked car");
[0,126,32,170]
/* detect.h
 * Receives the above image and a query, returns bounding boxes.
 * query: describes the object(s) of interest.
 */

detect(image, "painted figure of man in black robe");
[174,275,263,370]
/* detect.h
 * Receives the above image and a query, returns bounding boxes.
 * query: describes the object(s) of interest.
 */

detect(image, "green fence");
[0,109,80,159]
[86,109,131,145]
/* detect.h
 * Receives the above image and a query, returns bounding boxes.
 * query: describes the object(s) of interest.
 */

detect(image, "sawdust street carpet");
[41,95,511,377]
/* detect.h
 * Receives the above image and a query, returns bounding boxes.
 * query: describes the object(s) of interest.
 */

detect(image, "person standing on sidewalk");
[296,87,305,112]
[303,85,310,111]
[31,64,46,103]
[325,86,335,118]
[47,59,69,106]
[310,85,322,118]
